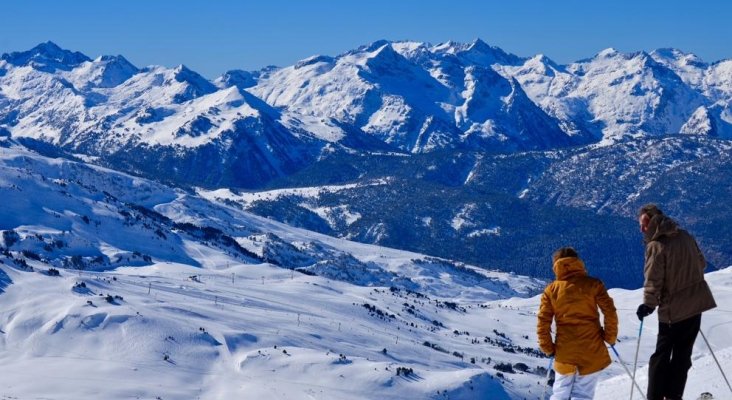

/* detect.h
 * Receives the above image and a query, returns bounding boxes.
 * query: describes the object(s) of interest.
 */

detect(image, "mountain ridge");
[3,39,732,165]
[2,40,732,289]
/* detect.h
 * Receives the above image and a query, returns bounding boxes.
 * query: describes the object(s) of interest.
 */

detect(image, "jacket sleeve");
[596,282,618,345]
[643,241,665,308]
[536,288,555,356]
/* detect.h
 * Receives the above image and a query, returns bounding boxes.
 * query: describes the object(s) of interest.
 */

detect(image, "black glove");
[636,304,654,320]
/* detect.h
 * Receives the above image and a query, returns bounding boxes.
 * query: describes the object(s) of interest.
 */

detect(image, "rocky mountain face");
[2,40,731,287]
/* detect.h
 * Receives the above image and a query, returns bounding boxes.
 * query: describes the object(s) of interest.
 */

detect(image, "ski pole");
[610,345,646,399]
[631,319,644,400]
[699,330,732,396]
[541,356,554,400]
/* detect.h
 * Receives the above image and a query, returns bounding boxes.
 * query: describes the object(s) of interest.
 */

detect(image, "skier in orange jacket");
[537,247,619,399]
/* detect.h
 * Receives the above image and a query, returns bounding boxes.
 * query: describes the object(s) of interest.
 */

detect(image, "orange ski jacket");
[537,257,618,375]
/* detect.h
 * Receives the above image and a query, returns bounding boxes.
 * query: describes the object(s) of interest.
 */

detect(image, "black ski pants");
[647,313,701,400]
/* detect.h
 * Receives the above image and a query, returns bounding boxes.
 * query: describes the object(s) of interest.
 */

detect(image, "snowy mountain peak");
[680,105,714,135]
[1,41,91,72]
[293,54,335,70]
[595,47,620,59]
[431,40,461,54]
[651,48,708,68]
[170,64,218,102]
[362,41,404,66]
[432,38,525,66]
[467,38,513,59]
[95,54,138,69]
[522,54,562,74]
[469,38,491,49]
[76,54,140,88]
[215,69,259,89]
[173,63,204,79]
[359,39,392,54]
[649,48,710,88]
[31,40,70,55]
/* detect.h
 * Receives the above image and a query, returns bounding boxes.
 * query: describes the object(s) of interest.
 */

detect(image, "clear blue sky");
[2,0,730,78]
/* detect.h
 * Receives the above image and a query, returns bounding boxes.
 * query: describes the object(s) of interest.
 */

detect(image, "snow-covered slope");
[1,138,544,298]
[0,137,545,399]
[2,134,731,400]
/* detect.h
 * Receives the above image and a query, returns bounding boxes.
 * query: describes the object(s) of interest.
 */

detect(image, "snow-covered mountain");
[249,40,573,153]
[0,43,343,188]
[3,40,732,190]
[3,40,732,289]
[2,137,730,400]
[246,39,732,148]
[497,48,725,142]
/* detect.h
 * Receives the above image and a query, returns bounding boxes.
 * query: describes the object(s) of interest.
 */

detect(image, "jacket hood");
[552,257,587,280]
[644,214,680,243]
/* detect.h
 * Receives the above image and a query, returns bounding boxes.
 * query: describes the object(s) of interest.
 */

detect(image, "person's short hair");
[552,247,578,263]
[639,203,664,218]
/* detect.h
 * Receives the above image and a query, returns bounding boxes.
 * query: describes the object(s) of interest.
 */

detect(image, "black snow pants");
[647,313,702,400]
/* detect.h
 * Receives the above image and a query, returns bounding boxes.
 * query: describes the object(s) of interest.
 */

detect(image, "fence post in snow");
[148,282,151,294]
[231,273,234,285]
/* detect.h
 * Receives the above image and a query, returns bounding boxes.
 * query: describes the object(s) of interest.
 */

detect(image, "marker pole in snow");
[541,356,554,400]
[610,345,646,399]
[631,319,644,400]
[700,330,732,396]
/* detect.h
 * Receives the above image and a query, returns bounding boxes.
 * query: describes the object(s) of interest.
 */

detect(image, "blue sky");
[2,0,731,78]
